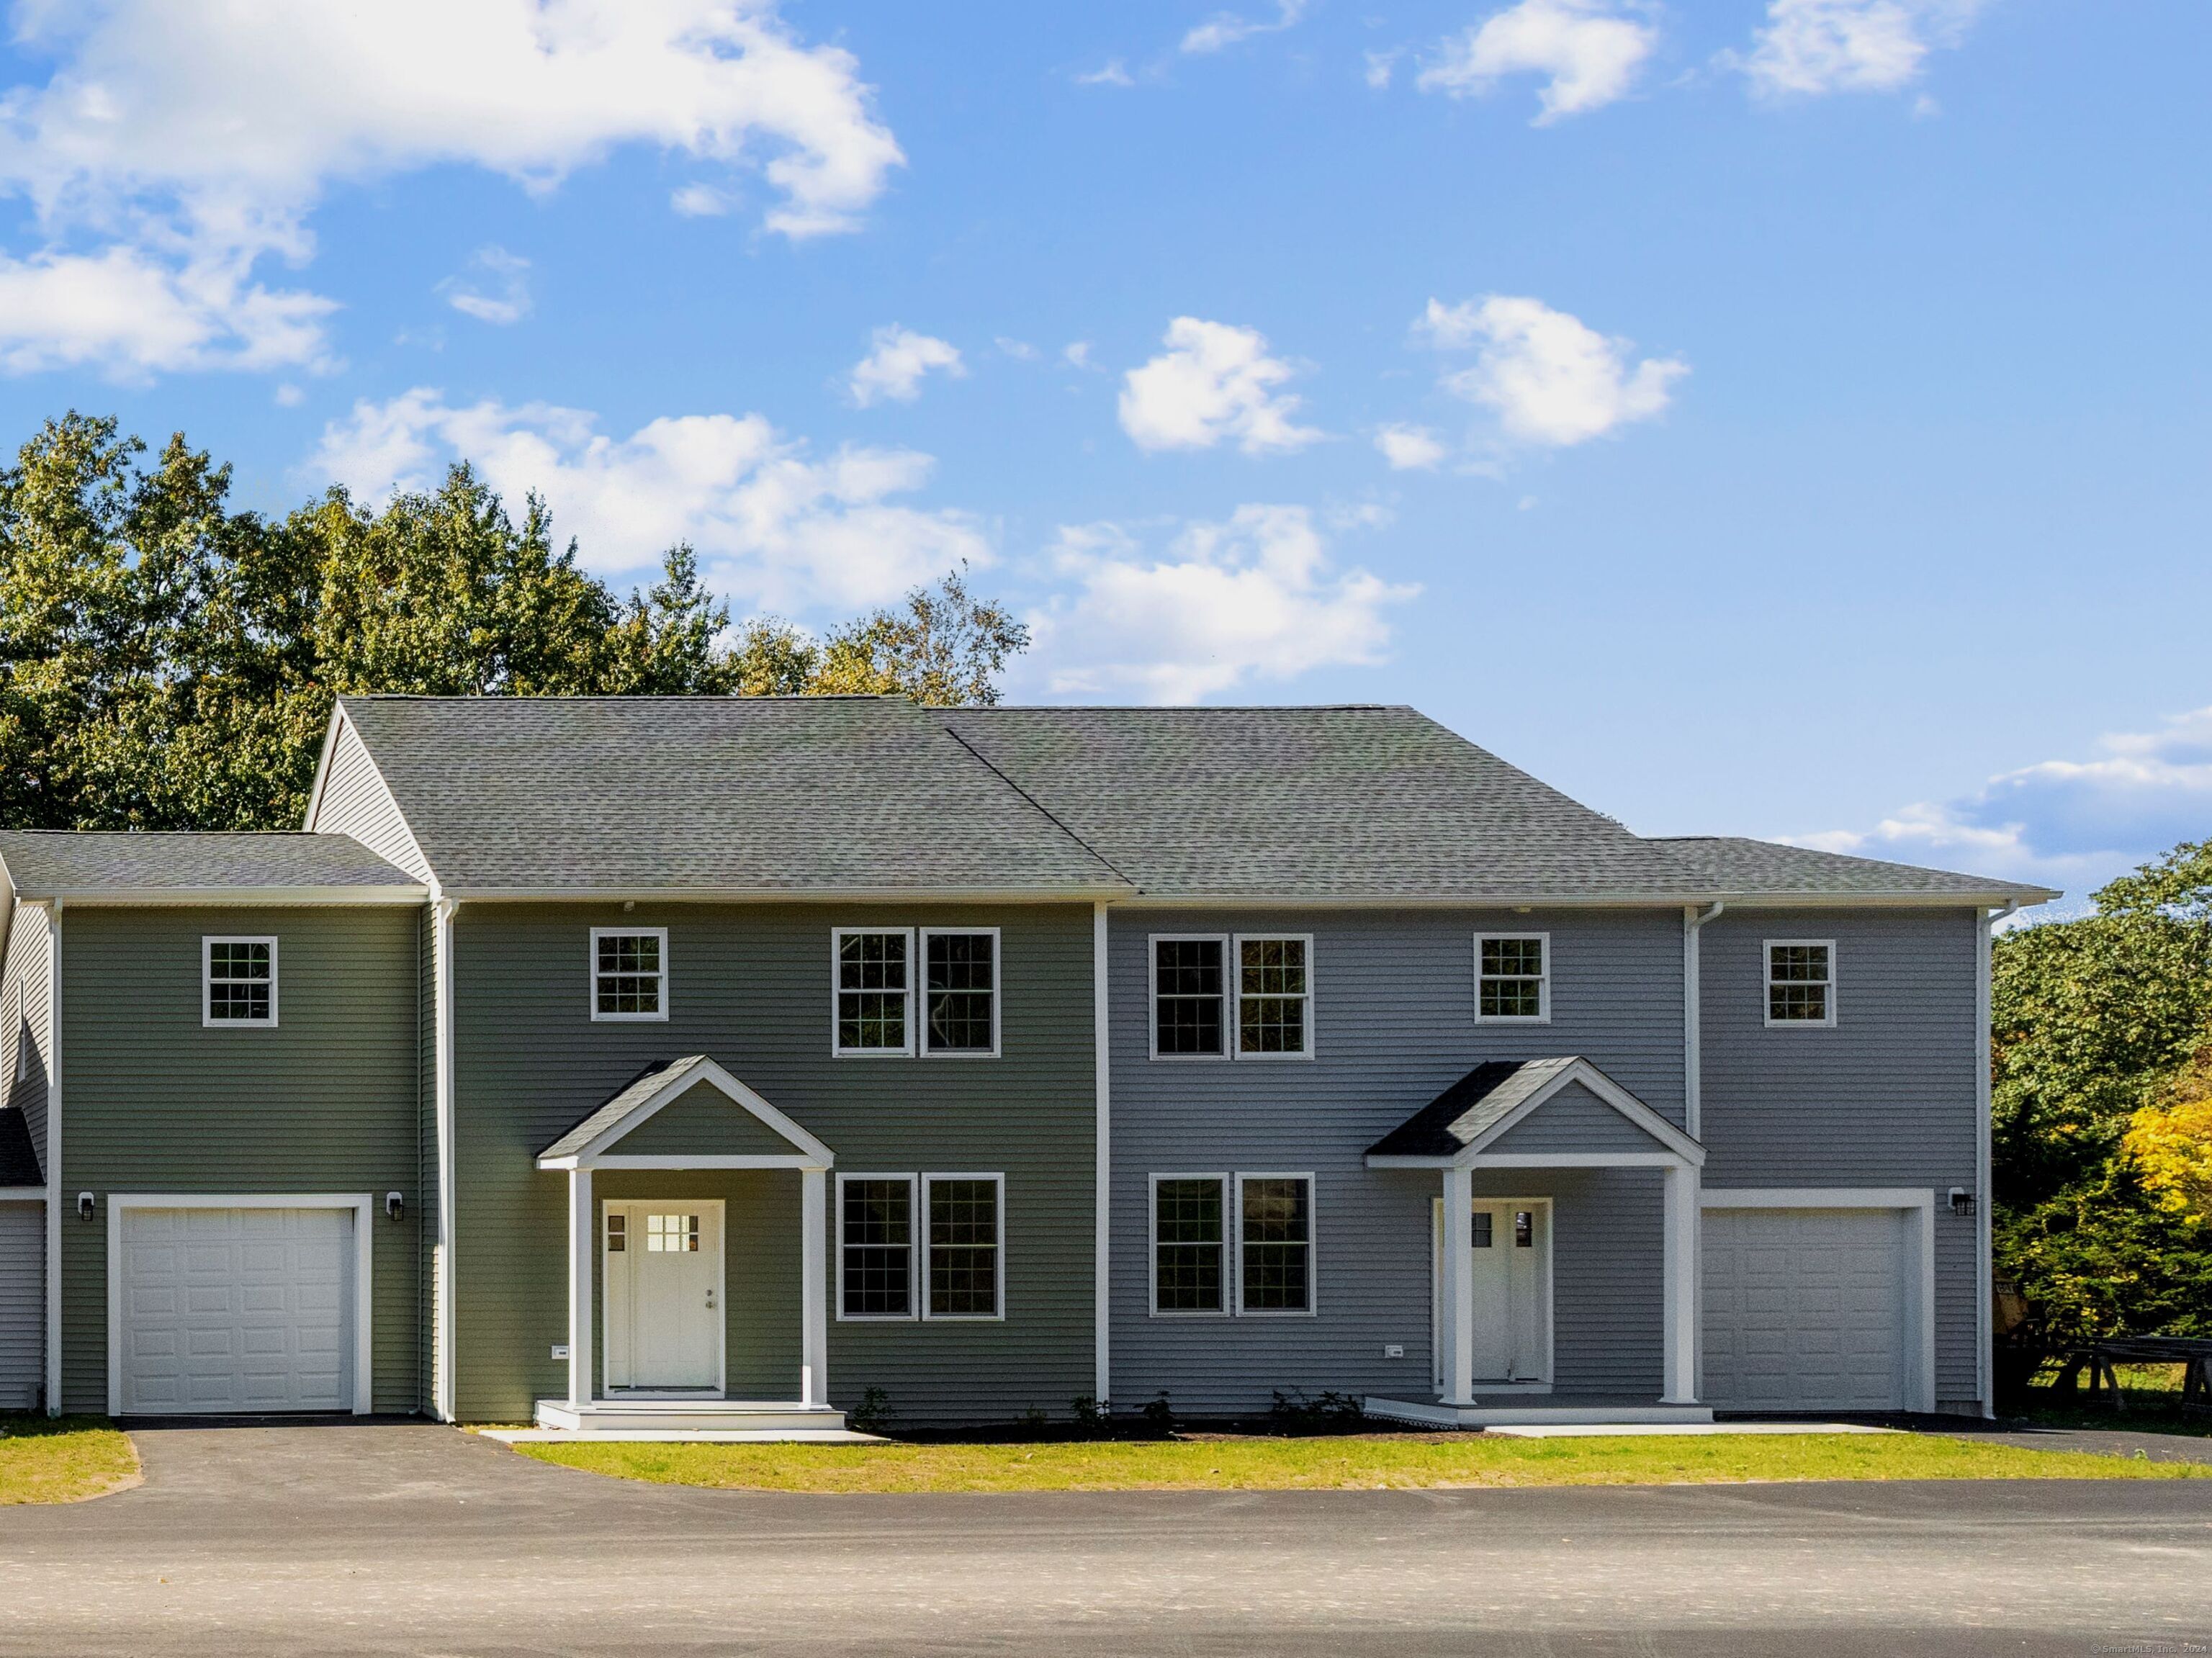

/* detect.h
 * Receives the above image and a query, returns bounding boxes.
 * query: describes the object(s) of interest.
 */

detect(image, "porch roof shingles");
[1365,1058,1581,1158]
[0,829,417,896]
[538,1056,703,1161]
[338,694,1130,896]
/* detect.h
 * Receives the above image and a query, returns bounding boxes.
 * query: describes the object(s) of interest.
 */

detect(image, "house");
[0,695,2051,1430]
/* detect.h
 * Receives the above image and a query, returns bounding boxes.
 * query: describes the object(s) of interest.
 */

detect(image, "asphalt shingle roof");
[1649,836,2044,898]
[1365,1059,1578,1158]
[539,1056,701,1161]
[0,831,418,897]
[338,695,1130,896]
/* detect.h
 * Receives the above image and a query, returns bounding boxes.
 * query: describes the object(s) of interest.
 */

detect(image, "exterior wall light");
[1948,1186,1975,1217]
[77,1191,94,1222]
[386,1191,405,1223]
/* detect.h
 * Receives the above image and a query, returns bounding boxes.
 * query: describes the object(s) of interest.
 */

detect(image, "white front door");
[1434,1198,1552,1389]
[603,1201,724,1393]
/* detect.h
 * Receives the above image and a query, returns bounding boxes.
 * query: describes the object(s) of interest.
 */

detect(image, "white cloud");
[440,245,531,326]
[1181,0,1309,55]
[1063,341,1097,370]
[1024,504,1418,702]
[1119,317,1323,456]
[848,325,966,407]
[1416,294,1686,446]
[1419,0,1658,123]
[308,389,987,616]
[274,382,305,407]
[0,0,899,377]
[0,245,335,377]
[1375,423,1447,470]
[670,184,736,217]
[1786,706,2212,904]
[1076,60,1137,87]
[1743,0,1988,96]
[1365,50,1404,89]
[996,337,1040,361]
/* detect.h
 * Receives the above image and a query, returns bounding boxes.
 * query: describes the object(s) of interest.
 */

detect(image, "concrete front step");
[531,1397,851,1435]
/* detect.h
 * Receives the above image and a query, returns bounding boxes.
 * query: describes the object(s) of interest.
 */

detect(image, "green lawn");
[517,1431,2212,1495]
[0,1417,140,1504]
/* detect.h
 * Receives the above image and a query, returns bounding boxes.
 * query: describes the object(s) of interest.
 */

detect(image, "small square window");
[835,929,912,1055]
[1476,934,1547,1022]
[591,929,667,1022]
[203,937,277,1027]
[1766,941,1835,1027]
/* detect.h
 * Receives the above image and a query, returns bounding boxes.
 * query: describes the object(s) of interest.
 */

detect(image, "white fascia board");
[572,1055,835,1166]
[1456,1058,1706,1166]
[446,885,1133,904]
[0,1186,46,1200]
[1471,1150,1691,1169]
[544,1153,827,1172]
[31,886,430,906]
[300,703,349,829]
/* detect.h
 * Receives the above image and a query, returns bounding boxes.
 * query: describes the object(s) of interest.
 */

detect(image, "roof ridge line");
[936,721,1142,893]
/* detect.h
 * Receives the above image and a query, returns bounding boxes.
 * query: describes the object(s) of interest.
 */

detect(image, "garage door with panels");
[109,1197,372,1415]
[1701,1191,1936,1414]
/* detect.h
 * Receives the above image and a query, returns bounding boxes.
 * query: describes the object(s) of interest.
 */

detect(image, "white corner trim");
[1975,906,1998,1418]
[105,1194,375,1417]
[432,895,457,1423]
[1682,902,1723,1143]
[1092,900,1111,1403]
[587,926,670,1024]
[45,898,60,1418]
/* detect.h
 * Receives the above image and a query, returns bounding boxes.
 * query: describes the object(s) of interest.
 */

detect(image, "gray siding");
[449,903,1096,1425]
[0,1199,40,1410]
[1109,908,1687,1414]
[56,906,423,1413]
[3,902,53,1166]
[1699,907,1983,1407]
[1488,1083,1671,1157]
[310,718,431,880]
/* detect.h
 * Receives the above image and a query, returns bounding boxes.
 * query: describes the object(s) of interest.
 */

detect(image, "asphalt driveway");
[4,1422,2211,1657]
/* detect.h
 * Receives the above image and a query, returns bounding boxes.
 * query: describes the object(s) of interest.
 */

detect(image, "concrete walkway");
[1,1420,2210,1655]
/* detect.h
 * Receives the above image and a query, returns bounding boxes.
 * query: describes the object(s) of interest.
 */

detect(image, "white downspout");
[43,898,60,1418]
[433,894,458,1423]
[1681,903,1724,1143]
[1679,901,1722,1407]
[1092,900,1112,1410]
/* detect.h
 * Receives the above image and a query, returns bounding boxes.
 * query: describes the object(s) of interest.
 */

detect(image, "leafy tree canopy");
[0,413,1028,832]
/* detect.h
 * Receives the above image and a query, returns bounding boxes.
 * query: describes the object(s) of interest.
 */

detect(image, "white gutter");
[19,886,429,906]
[1681,903,1725,1142]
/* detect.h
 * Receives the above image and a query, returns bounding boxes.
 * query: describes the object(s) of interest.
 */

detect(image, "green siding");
[611,1081,811,1158]
[451,903,1096,1424]
[58,906,422,1413]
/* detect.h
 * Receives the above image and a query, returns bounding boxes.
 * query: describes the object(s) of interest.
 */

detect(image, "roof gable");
[1366,1057,1702,1166]
[536,1056,833,1168]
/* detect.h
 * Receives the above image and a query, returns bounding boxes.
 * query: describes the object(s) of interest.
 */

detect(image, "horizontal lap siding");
[1488,1085,1671,1156]
[1110,909,1685,1415]
[451,904,1094,1426]
[1699,908,1982,1405]
[0,1200,40,1409]
[310,722,431,880]
[58,906,423,1413]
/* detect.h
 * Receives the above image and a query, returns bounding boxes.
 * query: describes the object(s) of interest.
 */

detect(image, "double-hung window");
[590,928,667,1021]
[1149,1172,1316,1316]
[1151,934,1315,1058]
[203,937,277,1027]
[922,929,999,1056]
[1766,940,1836,1027]
[837,1172,1004,1320]
[1475,933,1548,1022]
[835,929,912,1055]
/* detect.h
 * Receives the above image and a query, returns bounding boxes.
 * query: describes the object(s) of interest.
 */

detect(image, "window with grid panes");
[1152,1178,1226,1312]
[927,1177,1000,1317]
[837,930,909,1052]
[1154,938,1226,1055]
[1767,942,1833,1023]
[1239,1177,1311,1312]
[1477,935,1546,1019]
[924,932,997,1054]
[593,930,664,1018]
[840,1179,912,1316]
[204,938,275,1024]
[1236,936,1308,1054]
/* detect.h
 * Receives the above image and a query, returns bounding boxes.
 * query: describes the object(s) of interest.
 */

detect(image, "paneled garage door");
[118,1207,354,1414]
[1703,1207,1907,1412]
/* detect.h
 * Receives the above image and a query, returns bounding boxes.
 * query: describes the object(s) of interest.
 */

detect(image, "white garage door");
[1703,1207,1907,1412]
[119,1207,354,1414]
[0,1202,41,1411]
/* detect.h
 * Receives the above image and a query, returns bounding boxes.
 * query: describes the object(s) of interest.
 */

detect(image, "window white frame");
[832,927,917,1058]
[202,935,279,1029]
[588,927,669,1024]
[1148,1171,1231,1318]
[1473,932,1549,1024]
[920,1171,1006,1322]
[1233,1171,1318,1318]
[1230,932,1315,1061]
[1763,938,1838,1029]
[835,1173,920,1320]
[918,927,1002,1059]
[1148,933,1231,1061]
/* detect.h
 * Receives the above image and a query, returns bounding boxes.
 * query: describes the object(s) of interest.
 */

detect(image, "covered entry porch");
[530,1055,850,1438]
[1363,1056,1712,1428]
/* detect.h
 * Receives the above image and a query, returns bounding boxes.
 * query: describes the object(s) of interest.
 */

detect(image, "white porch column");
[1440,1165,1474,1406]
[1660,1161,1699,1405]
[801,1166,829,1407]
[567,1167,593,1408]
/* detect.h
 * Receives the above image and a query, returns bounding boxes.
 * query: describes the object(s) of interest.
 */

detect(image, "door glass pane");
[1472,1210,1493,1248]
[1514,1209,1534,1248]
[646,1212,699,1253]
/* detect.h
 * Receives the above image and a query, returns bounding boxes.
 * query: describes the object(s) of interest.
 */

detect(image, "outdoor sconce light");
[1949,1187,1975,1218]
[386,1191,405,1223]
[76,1191,94,1222]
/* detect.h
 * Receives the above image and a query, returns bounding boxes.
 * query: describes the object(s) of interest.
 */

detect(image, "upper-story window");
[1151,934,1314,1059]
[590,928,667,1022]
[1475,933,1548,1022]
[1766,940,1835,1027]
[835,927,1002,1058]
[203,937,277,1028]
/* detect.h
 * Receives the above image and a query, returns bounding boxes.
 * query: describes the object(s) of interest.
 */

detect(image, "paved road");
[3,1423,2211,1657]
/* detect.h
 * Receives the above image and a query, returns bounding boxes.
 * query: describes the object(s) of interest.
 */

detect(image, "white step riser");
[535,1402,846,1433]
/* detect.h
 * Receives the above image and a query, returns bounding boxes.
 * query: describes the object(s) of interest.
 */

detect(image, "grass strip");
[518,1431,2212,1494]
[0,1416,140,1505]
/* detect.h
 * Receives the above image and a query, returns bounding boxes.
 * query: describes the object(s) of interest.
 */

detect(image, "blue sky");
[0,0,2204,904]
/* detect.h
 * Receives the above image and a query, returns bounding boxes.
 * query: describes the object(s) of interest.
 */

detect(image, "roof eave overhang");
[1114,889,2056,910]
[14,885,431,906]
[449,883,1134,904]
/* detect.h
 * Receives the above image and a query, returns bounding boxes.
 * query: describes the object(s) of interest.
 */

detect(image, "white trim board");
[1364,1056,1704,1171]
[104,1193,376,1417]
[536,1055,835,1171]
